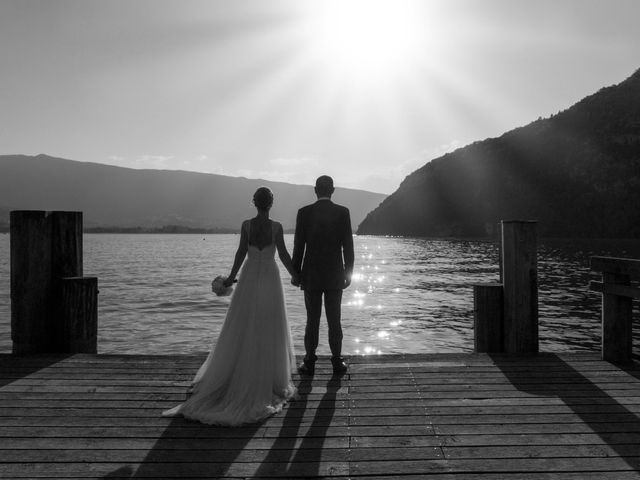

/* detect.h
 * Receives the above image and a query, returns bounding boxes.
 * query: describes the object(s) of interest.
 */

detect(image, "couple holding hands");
[163,175,354,426]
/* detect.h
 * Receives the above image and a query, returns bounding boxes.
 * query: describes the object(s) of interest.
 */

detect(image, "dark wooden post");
[601,272,633,363]
[473,283,504,353]
[589,256,639,363]
[501,220,538,353]
[10,211,53,354]
[10,210,89,354]
[50,212,83,349]
[60,277,98,354]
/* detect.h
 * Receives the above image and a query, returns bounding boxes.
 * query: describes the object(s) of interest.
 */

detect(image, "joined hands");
[222,277,237,288]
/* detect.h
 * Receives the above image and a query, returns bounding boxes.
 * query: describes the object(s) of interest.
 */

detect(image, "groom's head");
[314,175,335,199]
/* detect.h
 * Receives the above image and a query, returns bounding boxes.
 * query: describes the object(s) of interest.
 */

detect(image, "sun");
[304,0,428,88]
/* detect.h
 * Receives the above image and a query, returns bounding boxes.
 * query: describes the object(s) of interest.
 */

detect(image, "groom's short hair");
[315,175,334,197]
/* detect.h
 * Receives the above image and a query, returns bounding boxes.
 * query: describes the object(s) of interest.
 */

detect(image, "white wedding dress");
[162,222,297,425]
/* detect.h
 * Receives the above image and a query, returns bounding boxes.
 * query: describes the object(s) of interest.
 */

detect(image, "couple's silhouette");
[162,175,354,426]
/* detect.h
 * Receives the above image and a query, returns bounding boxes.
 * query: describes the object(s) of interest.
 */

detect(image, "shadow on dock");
[101,375,342,478]
[102,416,262,478]
[252,375,342,478]
[0,354,70,390]
[490,353,640,471]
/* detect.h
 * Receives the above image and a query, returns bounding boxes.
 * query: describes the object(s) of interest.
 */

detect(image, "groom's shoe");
[298,360,315,376]
[331,357,348,375]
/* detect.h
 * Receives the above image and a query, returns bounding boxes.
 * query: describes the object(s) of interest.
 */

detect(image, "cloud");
[236,168,317,186]
[135,155,175,169]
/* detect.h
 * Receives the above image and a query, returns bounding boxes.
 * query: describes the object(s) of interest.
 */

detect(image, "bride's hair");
[253,187,274,211]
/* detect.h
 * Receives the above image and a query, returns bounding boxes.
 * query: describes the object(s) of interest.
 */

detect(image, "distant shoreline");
[84,226,239,234]
[0,226,301,234]
[1,225,639,240]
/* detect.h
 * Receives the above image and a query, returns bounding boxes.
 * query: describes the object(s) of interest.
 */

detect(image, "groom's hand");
[343,274,352,289]
[291,273,301,288]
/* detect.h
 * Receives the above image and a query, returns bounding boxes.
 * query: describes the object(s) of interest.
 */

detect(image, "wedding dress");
[162,221,297,425]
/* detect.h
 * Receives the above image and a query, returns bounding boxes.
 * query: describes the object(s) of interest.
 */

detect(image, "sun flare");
[305,0,428,88]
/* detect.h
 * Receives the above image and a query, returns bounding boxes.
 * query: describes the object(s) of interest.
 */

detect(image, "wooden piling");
[473,283,504,353]
[50,212,83,350]
[10,210,91,354]
[601,272,633,363]
[589,256,640,363]
[10,211,53,354]
[60,277,98,354]
[501,220,538,353]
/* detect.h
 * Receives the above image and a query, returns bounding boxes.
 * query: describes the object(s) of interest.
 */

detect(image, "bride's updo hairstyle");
[253,187,274,212]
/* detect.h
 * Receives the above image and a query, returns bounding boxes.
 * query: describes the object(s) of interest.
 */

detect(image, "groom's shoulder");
[332,202,351,215]
[298,203,314,214]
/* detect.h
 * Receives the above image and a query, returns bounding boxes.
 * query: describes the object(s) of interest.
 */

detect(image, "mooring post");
[10,211,53,354]
[10,210,96,354]
[473,283,504,353]
[60,277,98,353]
[501,220,538,353]
[601,271,633,363]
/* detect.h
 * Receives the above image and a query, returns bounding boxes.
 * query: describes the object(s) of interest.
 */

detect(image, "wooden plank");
[0,424,431,439]
[0,436,351,450]
[436,432,640,446]
[0,461,351,478]
[434,422,640,435]
[443,444,640,459]
[591,256,640,277]
[0,415,350,428]
[350,457,640,476]
[0,447,360,463]
[589,280,640,299]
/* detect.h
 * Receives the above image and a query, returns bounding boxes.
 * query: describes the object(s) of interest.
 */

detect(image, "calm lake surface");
[0,234,638,356]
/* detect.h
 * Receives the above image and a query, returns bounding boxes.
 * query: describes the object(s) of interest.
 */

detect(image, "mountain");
[358,68,640,238]
[0,155,386,232]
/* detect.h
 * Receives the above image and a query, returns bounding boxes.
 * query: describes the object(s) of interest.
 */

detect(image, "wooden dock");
[1,352,640,479]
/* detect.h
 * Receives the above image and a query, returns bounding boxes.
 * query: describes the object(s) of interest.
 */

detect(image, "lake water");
[0,234,639,356]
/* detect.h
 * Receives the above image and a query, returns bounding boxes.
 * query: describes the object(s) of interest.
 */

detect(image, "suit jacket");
[292,199,355,291]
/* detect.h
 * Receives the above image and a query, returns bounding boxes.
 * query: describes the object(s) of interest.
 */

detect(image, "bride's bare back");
[248,218,273,251]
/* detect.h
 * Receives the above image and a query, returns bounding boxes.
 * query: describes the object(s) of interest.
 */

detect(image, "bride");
[162,187,298,425]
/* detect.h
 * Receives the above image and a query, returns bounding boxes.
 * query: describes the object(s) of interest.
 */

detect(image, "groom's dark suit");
[292,198,354,363]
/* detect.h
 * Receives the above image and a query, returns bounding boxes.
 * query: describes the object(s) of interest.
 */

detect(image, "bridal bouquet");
[211,275,234,296]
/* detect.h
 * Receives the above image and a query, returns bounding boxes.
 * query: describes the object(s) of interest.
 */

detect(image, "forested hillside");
[358,68,640,238]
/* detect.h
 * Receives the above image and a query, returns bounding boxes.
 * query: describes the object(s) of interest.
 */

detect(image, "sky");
[0,0,639,194]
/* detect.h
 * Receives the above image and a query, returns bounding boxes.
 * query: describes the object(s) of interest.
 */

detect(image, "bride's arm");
[224,221,249,286]
[275,222,297,279]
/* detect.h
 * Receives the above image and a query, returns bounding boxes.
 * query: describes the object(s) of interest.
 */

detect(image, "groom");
[292,175,354,375]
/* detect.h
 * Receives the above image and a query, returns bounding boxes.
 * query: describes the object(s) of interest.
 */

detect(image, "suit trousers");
[303,289,343,362]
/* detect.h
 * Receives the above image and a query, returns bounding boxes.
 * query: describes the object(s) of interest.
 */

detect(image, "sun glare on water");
[304,0,431,89]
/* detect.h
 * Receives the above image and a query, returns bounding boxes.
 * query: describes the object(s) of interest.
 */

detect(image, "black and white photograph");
[1,0,640,477]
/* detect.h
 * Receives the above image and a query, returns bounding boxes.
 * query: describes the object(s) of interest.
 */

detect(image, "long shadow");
[252,375,343,478]
[101,415,263,478]
[100,377,328,479]
[0,353,71,388]
[490,353,640,470]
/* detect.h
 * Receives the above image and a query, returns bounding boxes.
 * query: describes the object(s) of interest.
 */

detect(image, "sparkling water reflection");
[0,234,638,356]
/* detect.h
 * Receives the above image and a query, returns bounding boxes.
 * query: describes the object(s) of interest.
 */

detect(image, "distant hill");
[0,155,386,232]
[358,68,640,238]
